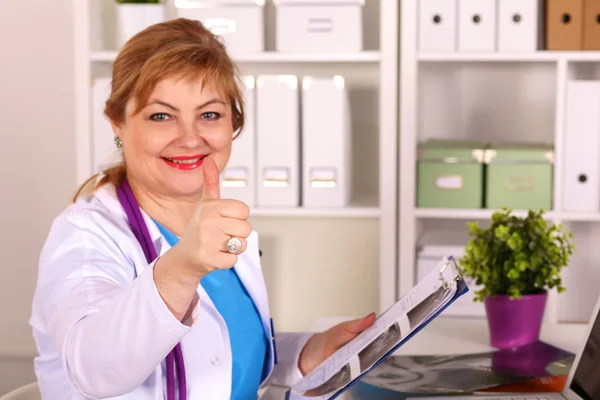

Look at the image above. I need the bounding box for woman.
[29,18,375,399]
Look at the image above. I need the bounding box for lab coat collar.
[92,182,174,255]
[235,232,270,327]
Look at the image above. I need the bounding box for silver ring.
[226,237,242,253]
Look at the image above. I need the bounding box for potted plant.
[115,0,166,49]
[459,208,575,349]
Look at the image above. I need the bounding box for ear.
[110,119,124,138]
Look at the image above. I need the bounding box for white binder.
[220,76,256,206]
[301,76,351,208]
[256,75,300,207]
[457,0,496,52]
[563,80,600,212]
[497,0,540,51]
[91,77,120,174]
[418,0,457,52]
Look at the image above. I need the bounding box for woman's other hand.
[298,313,377,376]
[175,156,252,278]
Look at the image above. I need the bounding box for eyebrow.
[148,98,226,111]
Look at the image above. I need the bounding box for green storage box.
[416,140,486,208]
[485,143,554,210]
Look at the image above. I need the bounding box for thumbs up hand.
[176,156,252,278]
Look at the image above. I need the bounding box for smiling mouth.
[163,156,205,165]
[161,154,208,170]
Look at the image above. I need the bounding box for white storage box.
[116,3,166,48]
[275,0,363,53]
[417,245,485,318]
[220,76,257,206]
[175,0,264,56]
[301,76,351,208]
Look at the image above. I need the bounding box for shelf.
[559,212,600,222]
[89,51,116,62]
[415,208,600,222]
[415,208,556,220]
[90,51,381,64]
[397,0,600,328]
[561,52,600,62]
[418,51,600,63]
[249,206,379,218]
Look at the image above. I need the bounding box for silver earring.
[114,136,122,148]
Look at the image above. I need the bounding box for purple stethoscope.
[116,178,187,400]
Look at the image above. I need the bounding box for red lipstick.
[161,154,207,171]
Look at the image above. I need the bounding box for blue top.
[153,220,269,399]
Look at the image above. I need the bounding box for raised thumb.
[201,156,221,200]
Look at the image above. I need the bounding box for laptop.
[406,293,600,400]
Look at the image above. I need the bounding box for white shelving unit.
[73,0,400,314]
[418,51,600,63]
[399,1,600,329]
[414,208,557,220]
[90,50,382,63]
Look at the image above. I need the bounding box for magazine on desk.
[352,340,574,396]
[285,256,469,400]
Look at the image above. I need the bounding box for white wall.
[0,0,75,394]
[0,0,380,395]
[0,0,73,394]
[250,217,379,332]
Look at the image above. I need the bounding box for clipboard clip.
[438,256,464,290]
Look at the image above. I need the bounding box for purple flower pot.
[484,291,547,349]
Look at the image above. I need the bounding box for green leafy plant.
[459,208,575,302]
[116,0,162,4]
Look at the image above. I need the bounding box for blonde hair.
[73,18,245,202]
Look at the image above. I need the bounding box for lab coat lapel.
[94,185,165,278]
[233,233,275,377]
[233,232,271,332]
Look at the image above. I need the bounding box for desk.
[260,316,589,400]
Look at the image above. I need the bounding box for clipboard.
[285,256,469,400]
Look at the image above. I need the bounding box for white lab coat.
[29,183,312,399]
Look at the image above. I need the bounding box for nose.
[176,118,204,148]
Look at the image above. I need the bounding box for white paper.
[287,257,463,400]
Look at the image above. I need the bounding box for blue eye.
[202,112,221,120]
[150,113,170,121]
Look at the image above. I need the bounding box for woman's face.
[112,76,234,200]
